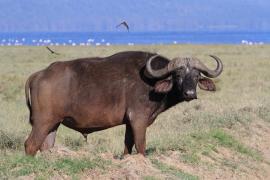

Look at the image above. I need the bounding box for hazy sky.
[0,0,269,32]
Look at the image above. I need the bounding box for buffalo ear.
[198,77,216,91]
[154,77,173,93]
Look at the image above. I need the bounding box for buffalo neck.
[149,87,183,121]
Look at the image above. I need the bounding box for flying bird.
[116,21,129,32]
[46,46,60,55]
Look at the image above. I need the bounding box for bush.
[0,130,23,150]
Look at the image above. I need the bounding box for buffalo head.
[146,54,223,101]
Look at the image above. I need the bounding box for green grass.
[187,129,262,161]
[54,157,109,175]
[0,154,111,178]
[210,130,261,160]
[0,155,50,178]
[143,176,159,180]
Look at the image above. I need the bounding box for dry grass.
[0,45,270,179]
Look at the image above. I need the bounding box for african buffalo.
[24,51,223,156]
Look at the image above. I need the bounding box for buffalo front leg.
[39,123,59,152]
[130,121,147,156]
[24,118,59,156]
[123,123,134,155]
[39,131,56,151]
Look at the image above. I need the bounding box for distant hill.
[0,0,269,32]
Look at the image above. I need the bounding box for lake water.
[0,31,269,46]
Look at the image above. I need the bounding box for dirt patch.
[17,173,35,180]
[121,154,161,179]
[83,154,165,180]
[50,173,71,180]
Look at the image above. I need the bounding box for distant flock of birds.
[241,40,264,45]
[0,21,265,50]
[0,21,130,49]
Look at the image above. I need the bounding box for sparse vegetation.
[151,159,199,180]
[64,136,84,150]
[186,129,262,161]
[0,45,270,178]
[0,154,111,178]
[143,175,158,180]
[0,130,23,150]
[211,130,261,160]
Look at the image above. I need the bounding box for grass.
[63,136,84,150]
[191,129,260,156]
[0,154,110,178]
[151,159,199,180]
[0,130,23,150]
[181,152,200,164]
[0,45,270,178]
[54,157,109,175]
[146,109,255,158]
[211,130,261,160]
[143,176,159,180]
[257,105,270,122]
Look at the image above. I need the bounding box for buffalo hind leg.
[130,121,147,156]
[123,123,134,155]
[40,123,60,152]
[25,118,59,156]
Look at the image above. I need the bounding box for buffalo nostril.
[185,90,195,96]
